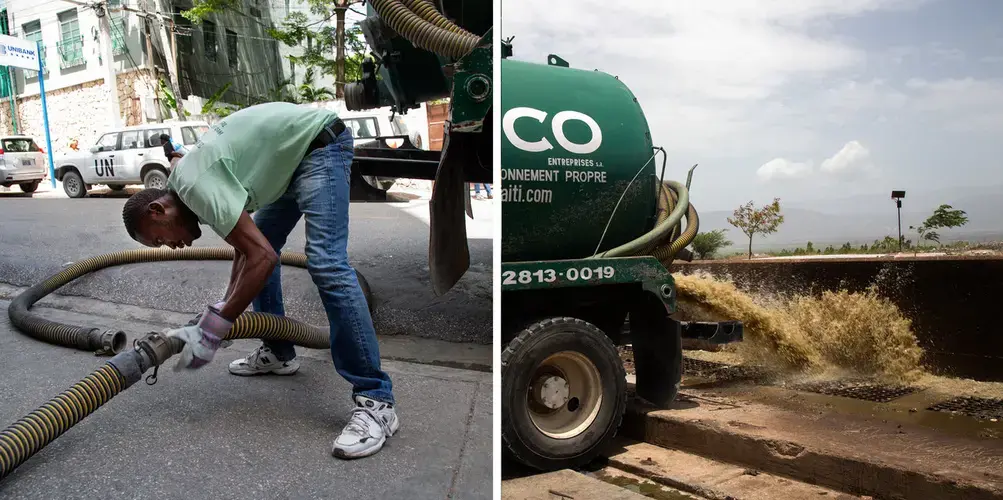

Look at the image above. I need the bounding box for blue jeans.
[250,123,394,404]
[473,183,492,196]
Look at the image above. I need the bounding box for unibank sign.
[0,34,41,70]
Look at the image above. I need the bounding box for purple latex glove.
[167,304,233,370]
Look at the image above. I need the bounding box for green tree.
[910,204,968,246]
[727,198,785,260]
[690,229,733,260]
[296,67,336,102]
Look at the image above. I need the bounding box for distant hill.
[696,185,1003,252]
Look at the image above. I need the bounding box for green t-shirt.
[167,102,339,238]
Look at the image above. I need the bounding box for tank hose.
[1,246,372,480]
[592,180,690,259]
[596,179,699,268]
[0,363,125,479]
[400,0,476,37]
[367,0,481,59]
[8,247,370,354]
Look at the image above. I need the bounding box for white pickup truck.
[54,121,209,198]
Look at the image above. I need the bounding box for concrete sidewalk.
[0,303,492,499]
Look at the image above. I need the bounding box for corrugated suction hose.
[8,246,371,354]
[1,246,373,480]
[368,0,482,59]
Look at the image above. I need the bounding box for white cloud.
[820,141,873,174]
[757,158,814,180]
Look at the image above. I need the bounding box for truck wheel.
[108,184,125,191]
[62,171,87,198]
[502,317,627,471]
[143,169,168,190]
[19,181,40,193]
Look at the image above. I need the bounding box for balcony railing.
[111,18,128,56]
[57,35,85,69]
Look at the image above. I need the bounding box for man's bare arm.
[223,249,245,301]
[218,211,278,322]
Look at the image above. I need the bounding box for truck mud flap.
[630,295,683,408]
[429,128,474,296]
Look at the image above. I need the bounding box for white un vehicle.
[55,121,209,198]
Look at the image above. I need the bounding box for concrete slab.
[502,469,648,500]
[623,392,1003,500]
[607,440,863,500]
[0,305,492,499]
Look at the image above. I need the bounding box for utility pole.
[334,0,348,98]
[95,1,122,127]
[151,3,183,119]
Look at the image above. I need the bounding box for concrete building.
[0,0,284,153]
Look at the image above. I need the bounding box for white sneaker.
[227,346,300,376]
[332,395,399,459]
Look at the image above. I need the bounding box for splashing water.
[673,271,926,383]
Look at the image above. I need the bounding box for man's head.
[122,188,202,249]
[159,133,171,146]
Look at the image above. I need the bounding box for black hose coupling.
[89,329,127,356]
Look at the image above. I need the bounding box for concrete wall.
[673,256,1003,381]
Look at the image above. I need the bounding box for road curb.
[622,399,1003,500]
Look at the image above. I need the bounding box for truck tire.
[19,181,40,193]
[501,317,627,471]
[62,171,87,198]
[108,184,125,191]
[143,169,168,190]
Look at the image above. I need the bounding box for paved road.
[0,194,493,344]
[0,304,492,499]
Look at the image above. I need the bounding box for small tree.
[910,204,968,246]
[690,229,733,260]
[728,198,785,259]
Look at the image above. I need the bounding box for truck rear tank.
[501,56,658,262]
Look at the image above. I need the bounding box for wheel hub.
[533,375,570,410]
[526,351,604,440]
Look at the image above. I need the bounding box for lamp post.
[892,190,906,252]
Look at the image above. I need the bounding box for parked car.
[340,109,424,192]
[54,121,209,198]
[0,135,47,193]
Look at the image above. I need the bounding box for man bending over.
[120,102,397,459]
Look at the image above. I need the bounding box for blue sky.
[501,0,1003,212]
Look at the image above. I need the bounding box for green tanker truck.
[500,47,745,470]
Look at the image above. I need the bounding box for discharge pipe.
[1,246,371,480]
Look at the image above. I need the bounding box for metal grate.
[928,397,1003,421]
[791,380,918,403]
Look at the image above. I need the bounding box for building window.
[22,20,45,77]
[226,29,238,70]
[248,0,261,18]
[173,11,194,55]
[108,0,127,56]
[203,20,217,61]
[57,9,85,69]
